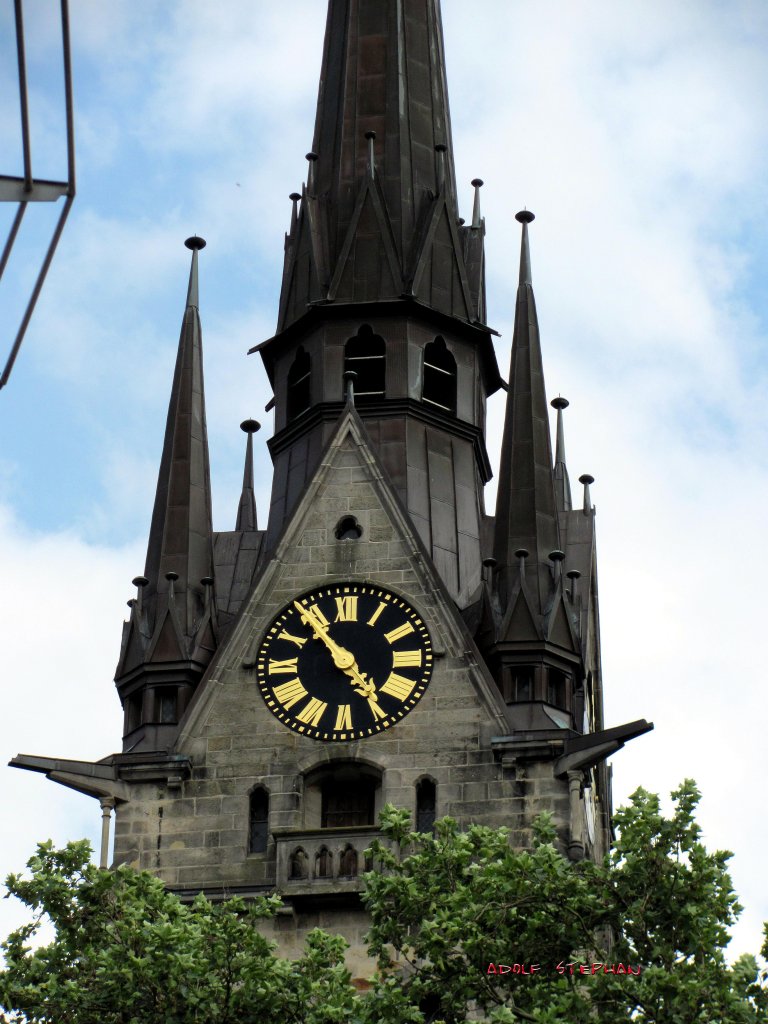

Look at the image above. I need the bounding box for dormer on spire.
[115,237,216,751]
[493,211,559,620]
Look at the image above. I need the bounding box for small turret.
[236,419,260,532]
[483,212,583,733]
[551,396,572,512]
[115,237,217,752]
[493,211,559,617]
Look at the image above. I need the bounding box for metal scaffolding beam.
[0,0,76,390]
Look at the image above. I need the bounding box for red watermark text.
[486,962,642,977]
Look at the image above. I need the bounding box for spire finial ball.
[515,210,535,224]
[514,548,529,559]
[306,151,318,162]
[289,192,301,202]
[435,143,447,153]
[471,178,484,188]
[240,419,261,434]
[551,396,569,411]
[185,236,206,251]
[578,474,595,485]
[548,549,565,562]
[364,130,376,140]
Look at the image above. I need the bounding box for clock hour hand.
[294,601,378,700]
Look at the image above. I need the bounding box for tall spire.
[551,396,572,512]
[236,419,259,532]
[142,235,214,633]
[312,0,457,257]
[276,0,482,329]
[493,212,559,618]
[115,237,217,742]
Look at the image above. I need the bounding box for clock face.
[256,583,433,741]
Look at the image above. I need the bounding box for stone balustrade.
[273,825,386,895]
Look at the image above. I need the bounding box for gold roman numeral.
[268,657,299,674]
[307,603,330,626]
[392,649,422,668]
[368,698,387,721]
[334,596,358,622]
[278,630,307,648]
[367,601,386,627]
[334,704,352,731]
[384,621,415,645]
[273,678,307,709]
[296,696,327,727]
[380,673,416,701]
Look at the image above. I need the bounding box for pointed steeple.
[551,397,572,512]
[312,0,457,258]
[493,211,559,620]
[115,237,217,749]
[276,0,481,328]
[142,236,214,635]
[236,419,260,532]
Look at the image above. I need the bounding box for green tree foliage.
[1,780,765,1023]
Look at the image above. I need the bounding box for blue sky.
[2,0,768,960]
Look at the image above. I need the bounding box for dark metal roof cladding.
[273,0,488,336]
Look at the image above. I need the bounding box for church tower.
[10,0,651,978]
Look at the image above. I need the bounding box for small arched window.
[156,687,177,724]
[248,787,269,854]
[344,324,385,400]
[416,778,437,833]
[422,336,457,414]
[287,346,311,419]
[503,666,535,703]
[547,668,569,709]
[124,692,143,734]
[335,516,362,541]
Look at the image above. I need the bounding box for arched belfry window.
[416,778,437,833]
[248,787,269,854]
[344,324,385,400]
[287,346,311,418]
[322,776,376,828]
[422,336,457,414]
[304,762,382,830]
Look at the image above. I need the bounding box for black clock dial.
[255,583,433,741]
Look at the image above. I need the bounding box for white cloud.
[0,504,138,944]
